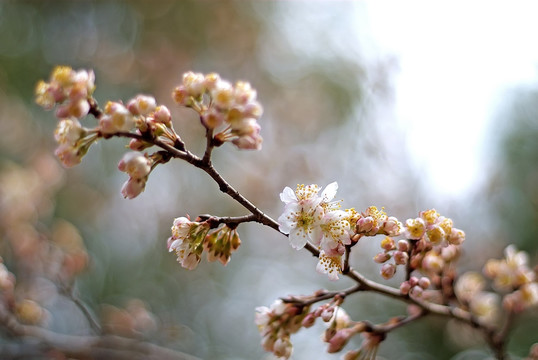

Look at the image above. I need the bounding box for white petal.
[289,228,308,250]
[278,214,293,234]
[321,181,338,202]
[309,225,322,246]
[280,186,297,204]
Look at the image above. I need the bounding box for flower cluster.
[255,299,309,359]
[404,209,464,246]
[167,217,241,269]
[484,245,538,313]
[403,209,465,276]
[35,66,95,119]
[278,182,357,280]
[172,71,263,150]
[355,206,402,238]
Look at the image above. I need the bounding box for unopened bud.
[394,251,409,265]
[418,277,431,289]
[397,239,410,252]
[381,263,396,280]
[374,252,391,263]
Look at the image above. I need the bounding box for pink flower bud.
[118,152,151,179]
[152,105,171,126]
[301,313,316,328]
[121,178,146,199]
[55,143,82,168]
[382,216,402,236]
[400,281,411,295]
[327,328,356,353]
[321,307,335,322]
[422,252,444,273]
[374,252,391,263]
[397,239,410,252]
[394,251,409,265]
[418,277,431,289]
[381,263,396,279]
[409,286,423,298]
[356,216,375,234]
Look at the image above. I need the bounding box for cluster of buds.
[255,299,309,359]
[36,67,180,198]
[483,245,538,313]
[117,152,153,199]
[172,71,263,150]
[355,206,402,238]
[399,276,432,299]
[35,66,95,119]
[204,225,241,266]
[373,237,410,280]
[126,96,176,150]
[403,210,465,276]
[278,182,358,280]
[167,217,242,270]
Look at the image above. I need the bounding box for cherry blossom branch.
[36,67,537,360]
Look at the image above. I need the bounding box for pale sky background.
[363,1,538,198]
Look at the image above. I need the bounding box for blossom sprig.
[172,71,263,150]
[255,299,309,359]
[167,216,243,269]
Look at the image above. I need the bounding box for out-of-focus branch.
[60,282,102,334]
[0,307,201,360]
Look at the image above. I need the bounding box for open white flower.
[278,182,338,250]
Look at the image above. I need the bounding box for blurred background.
[0,1,537,359]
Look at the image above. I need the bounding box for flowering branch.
[33,66,538,360]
